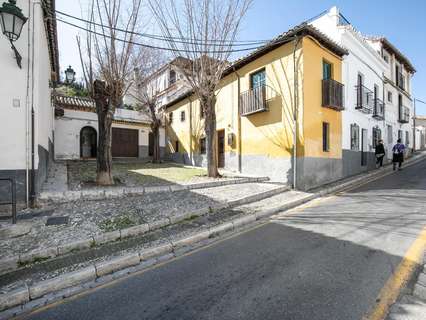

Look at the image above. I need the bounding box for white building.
[125,57,192,109]
[311,7,415,176]
[53,94,165,160]
[414,116,426,151]
[365,37,416,156]
[0,0,59,204]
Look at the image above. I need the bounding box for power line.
[55,9,270,46]
[54,17,265,54]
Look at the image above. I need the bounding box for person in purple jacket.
[392,139,405,171]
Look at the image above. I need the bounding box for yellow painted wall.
[301,36,343,159]
[166,41,304,162]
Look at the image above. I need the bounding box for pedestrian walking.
[375,139,385,168]
[392,139,405,170]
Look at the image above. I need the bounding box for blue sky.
[57,0,426,114]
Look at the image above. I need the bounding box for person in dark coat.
[392,139,405,170]
[375,139,385,168]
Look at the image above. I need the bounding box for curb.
[0,185,288,276]
[39,176,269,204]
[1,153,425,316]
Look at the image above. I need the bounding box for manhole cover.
[46,216,69,226]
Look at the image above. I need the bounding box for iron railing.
[0,178,17,224]
[398,105,410,123]
[239,85,267,116]
[322,79,344,111]
[373,98,385,120]
[355,84,373,113]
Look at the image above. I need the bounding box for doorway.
[80,126,97,158]
[217,130,225,168]
[361,128,368,166]
[148,132,154,157]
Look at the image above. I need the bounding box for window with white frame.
[372,127,381,148]
[387,91,393,103]
[350,124,360,151]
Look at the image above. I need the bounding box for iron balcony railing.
[322,79,344,111]
[355,84,373,113]
[396,71,405,90]
[398,105,410,123]
[239,85,267,116]
[373,98,385,120]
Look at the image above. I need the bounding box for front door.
[217,130,225,168]
[361,128,368,166]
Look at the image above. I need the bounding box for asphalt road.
[24,160,426,320]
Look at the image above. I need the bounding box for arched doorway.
[80,126,97,158]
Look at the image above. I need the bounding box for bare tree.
[149,0,252,177]
[77,0,142,185]
[130,48,167,163]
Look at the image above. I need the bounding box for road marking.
[363,226,426,320]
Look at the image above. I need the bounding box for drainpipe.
[292,35,301,190]
[189,98,193,165]
[232,66,242,173]
[25,0,31,207]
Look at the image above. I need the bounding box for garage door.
[112,127,139,157]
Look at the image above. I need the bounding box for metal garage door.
[112,127,139,157]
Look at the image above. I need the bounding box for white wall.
[0,0,53,170]
[55,109,165,159]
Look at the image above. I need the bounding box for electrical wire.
[55,9,270,46]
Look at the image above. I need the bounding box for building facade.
[53,94,165,160]
[311,7,389,176]
[164,24,347,190]
[0,0,59,203]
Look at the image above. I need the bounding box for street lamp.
[0,0,27,68]
[64,65,76,84]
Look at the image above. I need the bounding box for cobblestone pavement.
[0,189,306,295]
[386,253,426,320]
[66,160,237,191]
[0,182,285,261]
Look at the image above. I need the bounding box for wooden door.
[148,132,154,156]
[217,130,225,168]
[112,127,139,157]
[361,128,368,166]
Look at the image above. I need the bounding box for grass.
[68,161,207,188]
[99,215,137,232]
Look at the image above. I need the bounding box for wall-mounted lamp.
[0,0,27,68]
[65,65,76,84]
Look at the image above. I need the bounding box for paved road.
[25,161,426,320]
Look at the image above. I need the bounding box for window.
[383,54,389,63]
[398,130,403,142]
[350,124,360,151]
[406,131,410,146]
[199,137,206,154]
[387,125,393,145]
[387,91,393,103]
[250,69,266,89]
[372,127,381,148]
[323,60,333,80]
[169,70,176,86]
[175,141,179,153]
[200,105,204,119]
[322,122,330,152]
[169,112,173,123]
[180,111,185,122]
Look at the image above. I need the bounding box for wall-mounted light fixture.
[0,0,27,68]
[65,65,76,84]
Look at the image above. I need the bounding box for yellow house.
[164,24,347,190]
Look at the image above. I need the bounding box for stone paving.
[0,189,307,296]
[386,253,426,320]
[0,182,286,261]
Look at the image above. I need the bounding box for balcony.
[396,72,405,91]
[372,98,385,120]
[355,85,373,113]
[239,85,267,116]
[398,105,410,123]
[322,79,344,111]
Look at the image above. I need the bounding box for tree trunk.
[151,121,161,163]
[203,96,219,177]
[94,80,114,186]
